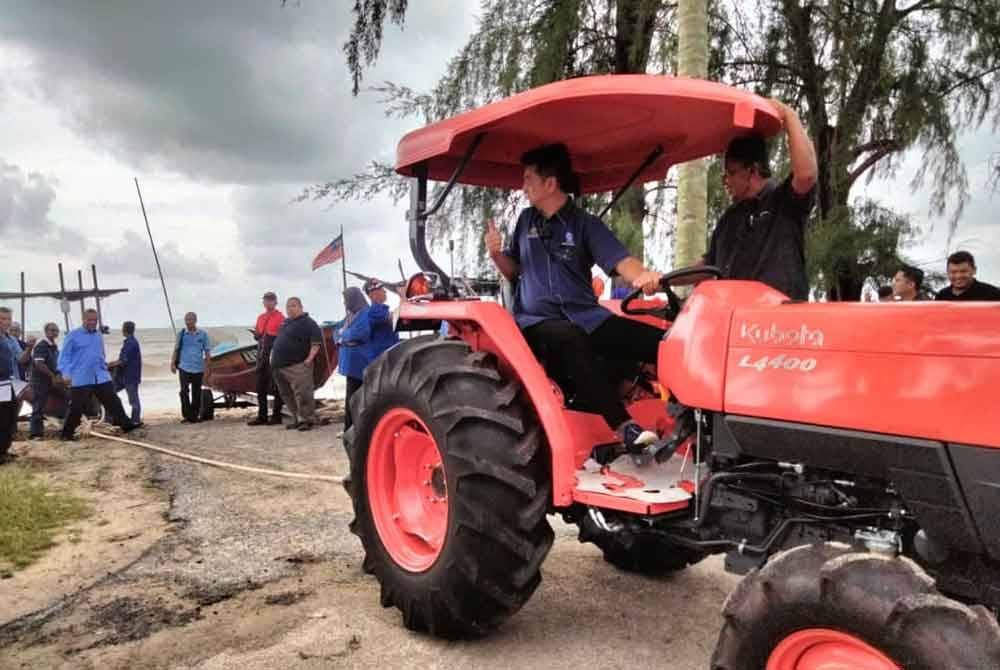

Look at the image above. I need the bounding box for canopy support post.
[598,145,664,219]
[408,134,486,292]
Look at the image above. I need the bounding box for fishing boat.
[200,322,340,418]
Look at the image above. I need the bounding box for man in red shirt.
[248,291,285,426]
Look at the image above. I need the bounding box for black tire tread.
[576,514,706,576]
[346,335,553,638]
[711,542,1000,670]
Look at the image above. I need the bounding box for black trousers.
[30,382,51,437]
[255,361,283,420]
[62,382,133,439]
[178,370,203,421]
[343,376,363,433]
[1,399,16,457]
[522,315,664,430]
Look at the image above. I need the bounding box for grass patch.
[0,466,89,575]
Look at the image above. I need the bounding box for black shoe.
[268,416,284,425]
[297,422,313,432]
[29,434,45,441]
[247,417,268,426]
[60,435,79,442]
[591,443,624,466]
[285,422,300,430]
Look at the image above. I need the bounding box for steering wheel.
[621,265,724,321]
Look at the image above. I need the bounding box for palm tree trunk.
[674,0,709,268]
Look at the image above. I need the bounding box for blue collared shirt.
[0,334,16,382]
[59,327,112,387]
[504,200,630,333]
[177,329,211,374]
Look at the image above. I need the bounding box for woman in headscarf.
[337,286,369,433]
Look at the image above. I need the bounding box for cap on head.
[725,135,771,176]
[364,278,384,294]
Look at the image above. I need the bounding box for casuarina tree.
[307,1,1000,299]
[302,0,680,272]
[715,0,1000,298]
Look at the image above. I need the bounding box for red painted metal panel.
[725,302,1000,447]
[395,75,782,193]
[659,281,786,410]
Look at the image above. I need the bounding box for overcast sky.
[1,2,996,330]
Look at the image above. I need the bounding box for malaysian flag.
[311,235,344,271]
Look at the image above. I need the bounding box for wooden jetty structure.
[0,263,128,332]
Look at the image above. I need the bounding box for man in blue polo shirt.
[486,143,664,461]
[59,309,137,441]
[170,312,212,423]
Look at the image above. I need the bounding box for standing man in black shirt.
[702,100,818,300]
[271,297,323,431]
[29,322,64,439]
[935,251,1000,301]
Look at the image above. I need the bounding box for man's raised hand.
[485,219,503,257]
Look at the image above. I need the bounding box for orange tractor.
[344,75,1000,669]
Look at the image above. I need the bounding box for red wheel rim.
[366,408,448,572]
[767,628,900,670]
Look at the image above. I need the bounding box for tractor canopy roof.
[395,75,783,194]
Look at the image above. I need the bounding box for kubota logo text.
[738,322,825,348]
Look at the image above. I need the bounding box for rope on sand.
[90,430,345,484]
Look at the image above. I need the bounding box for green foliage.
[343,0,409,95]
[0,465,88,573]
[715,0,1000,235]
[806,199,915,301]
[326,0,678,274]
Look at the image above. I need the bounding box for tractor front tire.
[576,513,705,575]
[346,336,553,638]
[711,542,1000,670]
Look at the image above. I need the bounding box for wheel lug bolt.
[423,480,431,486]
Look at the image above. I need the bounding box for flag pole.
[340,223,348,316]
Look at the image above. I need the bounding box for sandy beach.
[0,404,738,669]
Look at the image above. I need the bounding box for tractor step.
[572,451,694,516]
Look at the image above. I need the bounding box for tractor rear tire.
[711,542,1000,670]
[576,513,705,575]
[346,336,554,638]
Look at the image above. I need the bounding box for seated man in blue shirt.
[170,312,212,423]
[486,143,664,462]
[59,309,138,441]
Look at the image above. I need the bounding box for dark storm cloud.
[0,2,466,185]
[100,230,222,283]
[0,159,88,253]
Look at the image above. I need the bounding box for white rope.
[90,430,344,484]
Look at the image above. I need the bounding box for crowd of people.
[0,274,406,463]
[874,251,1000,303]
[0,306,144,463]
[245,280,399,435]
